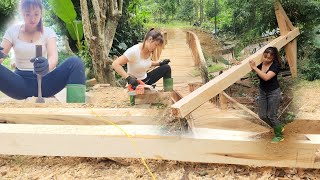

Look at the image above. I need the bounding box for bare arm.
[249,60,276,81]
[46,37,58,71]
[0,39,13,63]
[112,55,130,79]
[151,60,160,66]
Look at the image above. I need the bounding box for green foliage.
[248,71,259,86]
[48,0,77,24]
[205,0,220,18]
[313,25,320,49]
[147,21,191,29]
[77,40,94,79]
[146,0,178,23]
[48,0,84,52]
[283,111,295,124]
[300,48,320,81]
[1,58,12,70]
[66,20,84,42]
[208,64,225,73]
[176,0,195,24]
[110,0,146,57]
[0,0,18,32]
[0,0,17,15]
[200,21,215,31]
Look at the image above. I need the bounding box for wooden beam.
[284,39,298,76]
[0,108,163,125]
[222,92,271,129]
[0,124,319,168]
[171,28,300,118]
[274,1,294,31]
[275,0,298,77]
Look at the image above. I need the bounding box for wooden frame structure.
[1,1,316,170]
[171,2,300,118]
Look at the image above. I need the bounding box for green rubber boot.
[271,125,284,143]
[163,78,173,92]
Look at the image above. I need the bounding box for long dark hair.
[142,28,164,49]
[21,0,43,33]
[263,46,282,67]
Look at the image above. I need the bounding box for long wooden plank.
[0,124,319,168]
[275,1,298,77]
[0,108,163,125]
[274,1,294,31]
[171,28,300,118]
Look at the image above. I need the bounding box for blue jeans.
[258,88,281,127]
[0,57,86,100]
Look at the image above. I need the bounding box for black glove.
[159,59,170,66]
[30,56,49,76]
[0,46,6,59]
[126,76,139,90]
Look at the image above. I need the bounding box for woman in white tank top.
[0,0,85,100]
[112,28,172,91]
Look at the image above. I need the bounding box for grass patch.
[208,64,225,73]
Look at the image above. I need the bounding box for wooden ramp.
[158,29,269,132]
[156,29,201,87]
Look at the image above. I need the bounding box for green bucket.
[163,78,173,92]
[66,84,86,103]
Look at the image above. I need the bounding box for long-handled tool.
[35,45,45,103]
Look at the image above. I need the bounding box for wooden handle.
[36,45,42,57]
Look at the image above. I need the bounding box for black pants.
[142,64,171,85]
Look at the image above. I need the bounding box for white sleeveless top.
[3,24,56,71]
[123,44,152,80]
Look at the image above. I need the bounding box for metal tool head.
[36,97,45,103]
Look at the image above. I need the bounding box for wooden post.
[219,92,228,110]
[274,0,298,77]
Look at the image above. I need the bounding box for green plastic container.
[163,78,173,92]
[66,84,86,103]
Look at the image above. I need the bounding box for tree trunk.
[195,0,199,21]
[80,0,123,85]
[200,0,204,24]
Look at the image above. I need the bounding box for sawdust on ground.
[1,156,320,179]
[0,86,131,109]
